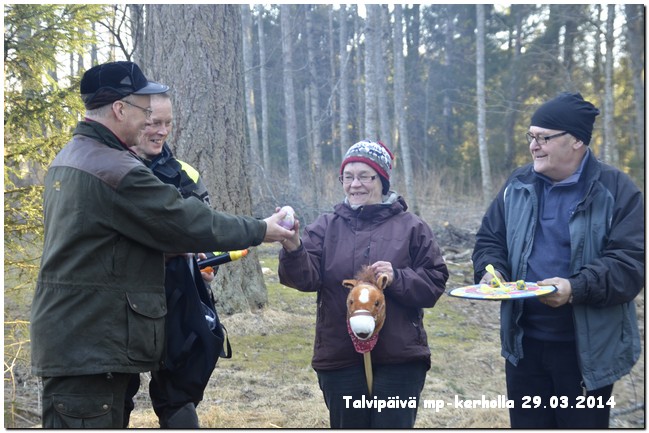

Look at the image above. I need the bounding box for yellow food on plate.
[480,283,511,294]
[480,280,527,294]
[480,284,498,293]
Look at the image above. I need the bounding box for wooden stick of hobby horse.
[363,352,373,395]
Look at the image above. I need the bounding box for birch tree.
[257,5,271,174]
[364,5,379,138]
[306,5,323,204]
[476,4,492,203]
[338,4,351,159]
[328,8,338,158]
[376,5,391,144]
[602,5,618,165]
[354,9,365,139]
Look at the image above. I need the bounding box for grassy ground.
[4,195,644,428]
[4,231,644,428]
[126,243,645,428]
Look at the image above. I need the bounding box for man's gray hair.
[85,103,112,118]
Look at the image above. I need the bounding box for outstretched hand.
[263,209,296,243]
[274,206,301,252]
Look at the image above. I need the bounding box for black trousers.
[123,373,199,428]
[316,361,428,429]
[42,373,131,428]
[506,336,614,428]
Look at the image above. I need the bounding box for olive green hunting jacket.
[31,120,266,377]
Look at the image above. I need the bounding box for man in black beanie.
[472,92,644,428]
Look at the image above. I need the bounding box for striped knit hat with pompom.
[340,140,394,194]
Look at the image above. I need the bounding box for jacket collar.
[74,120,139,157]
[149,142,174,171]
[336,193,407,223]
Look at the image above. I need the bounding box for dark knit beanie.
[530,92,599,145]
[340,140,394,194]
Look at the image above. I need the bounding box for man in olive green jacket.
[30,61,294,428]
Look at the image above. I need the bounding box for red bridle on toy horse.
[343,265,389,395]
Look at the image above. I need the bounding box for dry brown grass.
[5,192,644,428]
[124,239,644,429]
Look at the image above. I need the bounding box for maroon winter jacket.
[278,194,449,371]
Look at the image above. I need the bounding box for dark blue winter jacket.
[473,149,644,390]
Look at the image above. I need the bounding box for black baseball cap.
[80,61,169,110]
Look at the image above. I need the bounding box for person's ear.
[112,100,125,119]
[572,137,585,150]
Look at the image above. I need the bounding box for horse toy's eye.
[349,299,353,305]
[374,300,380,307]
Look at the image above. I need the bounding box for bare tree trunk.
[405,5,425,167]
[280,5,300,196]
[328,7,338,156]
[376,5,391,144]
[602,5,618,165]
[476,4,492,204]
[393,5,418,214]
[339,5,351,158]
[241,5,260,172]
[590,4,607,157]
[364,4,379,139]
[138,4,268,314]
[306,6,323,205]
[625,4,645,165]
[257,5,270,174]
[442,8,455,155]
[129,5,144,64]
[592,5,604,100]
[560,5,581,82]
[503,5,524,171]
[90,22,98,65]
[354,8,365,142]
[304,85,312,153]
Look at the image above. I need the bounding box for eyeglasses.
[339,174,377,185]
[526,131,569,145]
[121,99,153,118]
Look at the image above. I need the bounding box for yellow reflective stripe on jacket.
[178,160,200,184]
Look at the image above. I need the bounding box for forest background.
[4,4,645,428]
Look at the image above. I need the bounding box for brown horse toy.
[343,265,389,395]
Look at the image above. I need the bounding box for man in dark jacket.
[31,61,294,428]
[123,92,220,427]
[472,92,644,428]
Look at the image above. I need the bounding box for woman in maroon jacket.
[278,140,449,428]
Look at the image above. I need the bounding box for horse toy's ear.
[342,279,357,290]
[376,273,389,291]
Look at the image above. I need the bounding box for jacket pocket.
[52,393,112,428]
[126,292,166,363]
